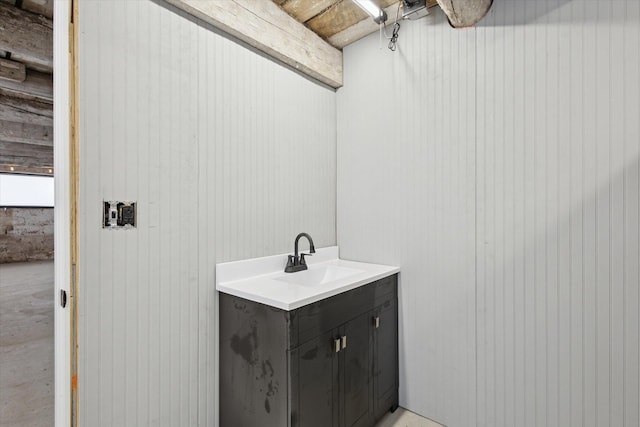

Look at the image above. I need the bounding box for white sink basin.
[215,246,399,310]
[274,265,363,287]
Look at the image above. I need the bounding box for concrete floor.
[0,261,54,427]
[376,408,444,427]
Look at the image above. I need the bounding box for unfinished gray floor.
[0,261,54,427]
[376,408,444,427]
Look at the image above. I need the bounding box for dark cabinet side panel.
[219,293,291,427]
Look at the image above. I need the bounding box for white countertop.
[215,246,399,311]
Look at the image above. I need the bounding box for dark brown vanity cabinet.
[219,274,398,427]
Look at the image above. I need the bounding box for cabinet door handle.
[341,335,347,349]
[334,338,341,353]
[374,316,380,329]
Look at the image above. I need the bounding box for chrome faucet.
[284,232,316,273]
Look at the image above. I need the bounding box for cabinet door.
[373,299,398,420]
[293,330,340,427]
[341,311,374,427]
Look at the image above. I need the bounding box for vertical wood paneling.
[474,1,640,427]
[78,1,336,426]
[568,2,585,425]
[623,6,640,427]
[609,3,626,427]
[338,8,477,426]
[556,4,573,426]
[340,1,640,426]
[77,0,640,426]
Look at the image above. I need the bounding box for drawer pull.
[334,338,341,353]
[374,316,380,329]
[341,335,347,349]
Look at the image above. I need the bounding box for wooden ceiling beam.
[164,0,343,88]
[0,69,53,102]
[306,0,368,39]
[436,0,492,27]
[0,2,53,73]
[281,0,340,24]
[329,0,438,48]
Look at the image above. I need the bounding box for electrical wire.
[388,22,400,51]
[382,2,403,51]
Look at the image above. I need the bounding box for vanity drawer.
[293,274,397,347]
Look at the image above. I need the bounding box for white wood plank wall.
[77,1,336,426]
[338,8,478,426]
[476,1,640,426]
[338,1,640,426]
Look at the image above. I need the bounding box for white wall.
[78,1,336,426]
[476,2,639,426]
[338,8,477,426]
[338,1,640,426]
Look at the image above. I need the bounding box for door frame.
[53,0,78,425]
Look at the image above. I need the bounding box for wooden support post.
[69,0,80,425]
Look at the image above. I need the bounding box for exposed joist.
[306,0,368,38]
[164,0,343,88]
[0,120,52,146]
[0,2,53,73]
[0,69,53,102]
[329,0,438,48]
[0,140,53,168]
[281,0,340,24]
[0,94,53,127]
[436,0,493,27]
[0,58,26,82]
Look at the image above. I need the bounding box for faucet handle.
[286,255,296,268]
[300,252,312,266]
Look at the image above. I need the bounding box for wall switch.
[103,201,136,229]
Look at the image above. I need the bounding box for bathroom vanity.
[216,247,399,427]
